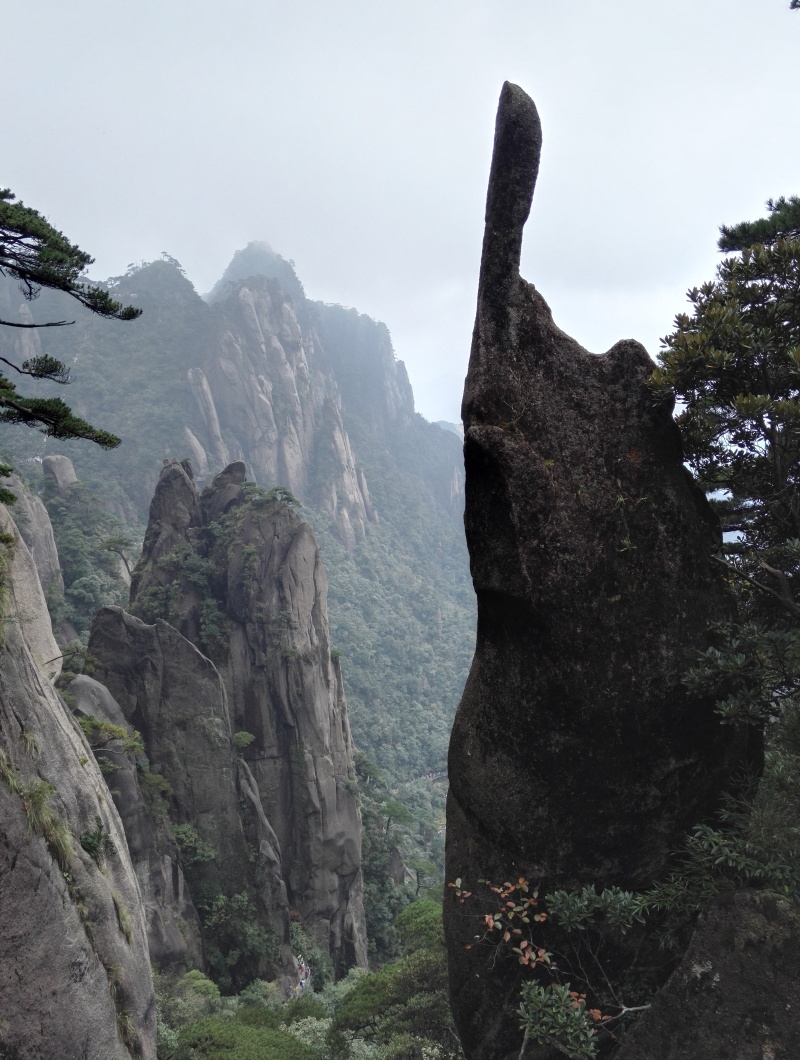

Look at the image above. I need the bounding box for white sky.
[4,0,799,421]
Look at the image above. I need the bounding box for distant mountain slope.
[0,248,475,780]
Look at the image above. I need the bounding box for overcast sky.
[4,1,799,421]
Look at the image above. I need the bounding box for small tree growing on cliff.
[0,188,141,471]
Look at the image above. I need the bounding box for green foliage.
[174,1017,315,1060]
[116,1006,141,1056]
[80,814,116,864]
[173,824,217,866]
[547,886,646,935]
[233,731,255,750]
[0,747,20,793]
[330,946,460,1059]
[242,482,301,508]
[394,899,443,955]
[518,982,600,1060]
[19,778,72,868]
[290,922,334,993]
[719,195,800,252]
[138,769,173,819]
[78,713,143,756]
[42,480,132,637]
[112,889,133,944]
[199,892,279,994]
[653,203,800,926]
[0,528,15,640]
[0,259,213,515]
[0,189,140,323]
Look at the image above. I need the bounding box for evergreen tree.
[651,201,800,898]
[0,188,140,459]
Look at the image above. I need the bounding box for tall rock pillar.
[444,83,760,1060]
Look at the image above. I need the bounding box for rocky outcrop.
[1,472,63,599]
[93,459,367,979]
[87,605,296,987]
[193,278,373,547]
[0,507,156,1060]
[68,673,204,974]
[1,505,61,683]
[444,83,760,1060]
[616,891,800,1059]
[42,453,78,494]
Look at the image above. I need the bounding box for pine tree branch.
[711,556,800,618]
[0,318,73,329]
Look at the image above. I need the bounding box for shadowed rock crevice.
[444,82,760,1060]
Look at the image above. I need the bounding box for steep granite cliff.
[0,505,156,1059]
[444,83,760,1060]
[90,459,367,982]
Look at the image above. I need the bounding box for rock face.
[613,891,800,1059]
[198,274,376,548]
[42,453,78,494]
[1,472,63,597]
[0,507,156,1060]
[68,673,204,974]
[91,459,367,980]
[87,605,296,987]
[444,83,760,1060]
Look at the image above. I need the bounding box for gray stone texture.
[95,459,366,979]
[1,472,63,597]
[87,605,298,986]
[68,673,205,973]
[42,453,78,494]
[0,506,156,1060]
[444,83,761,1060]
[616,892,800,1059]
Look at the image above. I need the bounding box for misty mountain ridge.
[0,245,474,784]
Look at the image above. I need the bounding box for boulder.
[42,453,78,494]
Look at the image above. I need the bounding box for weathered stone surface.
[0,505,61,682]
[87,605,297,987]
[616,892,800,1059]
[124,460,367,975]
[1,472,63,597]
[444,83,760,1060]
[0,507,156,1060]
[42,453,78,493]
[200,278,372,548]
[69,673,204,973]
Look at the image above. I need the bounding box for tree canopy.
[0,189,141,459]
[650,200,800,906]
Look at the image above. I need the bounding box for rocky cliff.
[0,505,156,1059]
[89,459,367,984]
[444,83,761,1060]
[0,246,473,787]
